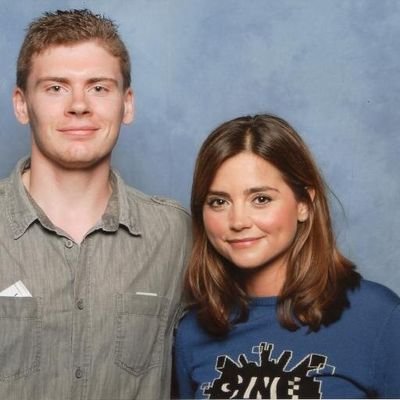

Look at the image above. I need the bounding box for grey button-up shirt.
[0,158,191,400]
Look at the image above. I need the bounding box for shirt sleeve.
[375,303,400,398]
[173,322,195,399]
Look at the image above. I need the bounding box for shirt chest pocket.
[114,293,169,376]
[0,297,42,381]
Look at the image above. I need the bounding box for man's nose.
[67,90,91,116]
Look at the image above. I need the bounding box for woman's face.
[202,152,309,295]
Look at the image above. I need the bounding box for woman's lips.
[227,237,263,249]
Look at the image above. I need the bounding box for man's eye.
[49,85,62,92]
[93,85,107,92]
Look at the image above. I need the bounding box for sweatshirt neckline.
[249,296,278,307]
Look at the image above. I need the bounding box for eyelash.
[47,85,63,92]
[45,85,109,93]
[253,195,271,205]
[207,198,227,208]
[206,195,272,208]
[92,85,108,92]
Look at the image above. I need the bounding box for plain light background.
[0,0,399,293]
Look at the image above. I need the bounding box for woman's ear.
[297,202,310,222]
[306,187,316,202]
[297,187,315,222]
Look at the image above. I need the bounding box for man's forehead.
[31,40,116,60]
[28,42,123,82]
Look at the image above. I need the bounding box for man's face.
[13,41,134,170]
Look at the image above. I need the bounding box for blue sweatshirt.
[174,280,400,399]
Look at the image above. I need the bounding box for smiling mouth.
[227,237,262,248]
[58,127,98,136]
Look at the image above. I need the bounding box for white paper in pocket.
[0,280,32,297]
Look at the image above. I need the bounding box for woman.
[174,114,400,399]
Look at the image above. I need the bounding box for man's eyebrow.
[35,77,69,87]
[86,77,119,86]
[34,76,119,87]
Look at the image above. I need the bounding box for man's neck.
[22,158,112,244]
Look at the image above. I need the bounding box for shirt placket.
[64,236,92,400]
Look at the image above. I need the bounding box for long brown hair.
[187,114,360,336]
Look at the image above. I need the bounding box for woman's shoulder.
[175,308,207,342]
[175,308,215,356]
[349,279,400,310]
[177,308,199,332]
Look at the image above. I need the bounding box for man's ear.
[122,88,134,125]
[13,87,30,125]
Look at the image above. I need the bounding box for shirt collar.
[98,169,142,236]
[6,157,141,239]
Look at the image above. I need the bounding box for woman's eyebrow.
[207,186,279,197]
[245,186,279,195]
[206,190,229,197]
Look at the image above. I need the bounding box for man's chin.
[53,155,110,171]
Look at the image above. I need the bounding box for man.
[0,9,191,400]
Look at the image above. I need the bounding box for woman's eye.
[207,198,227,208]
[254,195,270,205]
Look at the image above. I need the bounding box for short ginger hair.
[16,9,131,90]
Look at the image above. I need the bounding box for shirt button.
[65,239,74,248]
[75,367,83,379]
[76,299,84,310]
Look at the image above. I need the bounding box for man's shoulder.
[124,184,190,217]
[0,170,12,186]
[0,158,27,198]
[125,185,189,215]
[0,172,14,200]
